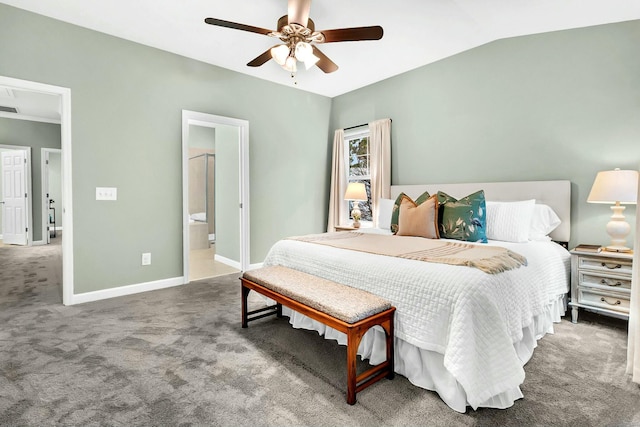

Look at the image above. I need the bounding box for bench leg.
[241,284,250,328]
[346,329,361,405]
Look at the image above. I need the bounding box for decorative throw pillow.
[396,194,439,239]
[437,190,487,243]
[390,191,431,234]
[485,200,536,243]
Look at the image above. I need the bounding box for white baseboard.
[247,262,263,271]
[32,240,46,246]
[70,276,183,305]
[214,254,241,270]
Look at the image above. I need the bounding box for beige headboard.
[390,180,571,243]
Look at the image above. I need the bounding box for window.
[345,129,372,222]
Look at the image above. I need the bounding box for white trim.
[214,254,242,270]
[0,111,60,125]
[247,262,264,271]
[0,76,74,306]
[69,276,183,305]
[31,240,46,246]
[182,110,250,284]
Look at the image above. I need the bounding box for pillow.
[529,204,562,241]
[437,190,487,243]
[390,191,431,234]
[396,194,439,239]
[376,198,395,230]
[485,200,536,243]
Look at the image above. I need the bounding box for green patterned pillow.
[437,190,487,243]
[390,191,431,234]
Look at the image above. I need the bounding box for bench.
[241,265,395,405]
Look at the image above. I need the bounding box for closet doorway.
[181,110,249,282]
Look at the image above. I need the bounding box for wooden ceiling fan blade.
[204,18,272,36]
[247,46,279,67]
[321,26,384,43]
[287,0,311,27]
[312,46,338,73]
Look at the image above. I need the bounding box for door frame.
[181,110,250,281]
[0,75,73,305]
[0,145,32,245]
[41,147,62,244]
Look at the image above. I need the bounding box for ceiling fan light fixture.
[294,41,313,62]
[283,56,297,73]
[271,44,290,66]
[303,53,320,70]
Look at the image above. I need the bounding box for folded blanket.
[289,232,527,274]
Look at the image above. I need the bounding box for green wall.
[330,20,640,249]
[0,118,62,242]
[0,4,332,294]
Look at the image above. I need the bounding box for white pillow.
[377,198,395,230]
[486,200,536,243]
[529,204,561,241]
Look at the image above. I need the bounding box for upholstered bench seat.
[240,265,395,405]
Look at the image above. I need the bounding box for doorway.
[181,110,249,283]
[0,146,32,246]
[42,148,62,244]
[0,75,73,305]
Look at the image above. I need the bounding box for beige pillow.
[396,194,439,239]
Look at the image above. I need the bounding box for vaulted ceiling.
[1,0,639,117]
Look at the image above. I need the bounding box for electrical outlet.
[141,252,151,266]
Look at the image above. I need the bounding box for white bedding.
[262,234,570,412]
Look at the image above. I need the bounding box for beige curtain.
[368,118,392,228]
[327,129,346,231]
[627,169,640,383]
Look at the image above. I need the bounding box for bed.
[261,180,571,412]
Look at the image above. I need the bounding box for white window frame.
[344,128,372,226]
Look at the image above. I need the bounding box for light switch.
[96,187,117,201]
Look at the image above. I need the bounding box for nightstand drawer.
[578,287,630,314]
[578,256,633,275]
[578,271,632,290]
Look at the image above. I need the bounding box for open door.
[1,150,28,245]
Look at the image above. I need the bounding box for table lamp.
[344,182,367,228]
[587,168,638,252]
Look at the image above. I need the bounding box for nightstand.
[334,225,358,232]
[569,248,633,323]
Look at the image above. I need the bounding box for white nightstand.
[569,248,633,323]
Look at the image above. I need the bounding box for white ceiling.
[1,0,640,111]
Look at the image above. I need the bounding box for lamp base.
[605,204,632,253]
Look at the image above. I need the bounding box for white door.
[1,150,28,245]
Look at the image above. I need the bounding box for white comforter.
[262,235,570,411]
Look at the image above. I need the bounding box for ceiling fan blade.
[204,17,272,36]
[288,0,311,27]
[312,46,338,73]
[247,46,279,67]
[321,26,384,43]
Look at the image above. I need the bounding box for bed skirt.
[280,293,567,413]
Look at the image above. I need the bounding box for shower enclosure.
[188,152,215,243]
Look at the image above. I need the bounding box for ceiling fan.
[204,0,383,74]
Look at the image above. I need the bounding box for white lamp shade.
[587,169,639,204]
[344,182,367,201]
[294,42,313,62]
[282,56,297,72]
[270,45,290,66]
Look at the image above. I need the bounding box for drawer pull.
[600,297,621,306]
[601,262,621,270]
[600,279,622,287]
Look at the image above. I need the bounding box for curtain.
[627,169,640,383]
[327,129,346,231]
[368,118,392,228]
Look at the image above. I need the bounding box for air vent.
[0,106,18,113]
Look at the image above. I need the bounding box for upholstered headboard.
[390,180,571,243]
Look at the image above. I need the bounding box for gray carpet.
[1,242,640,426]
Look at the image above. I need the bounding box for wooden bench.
[241,265,395,405]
